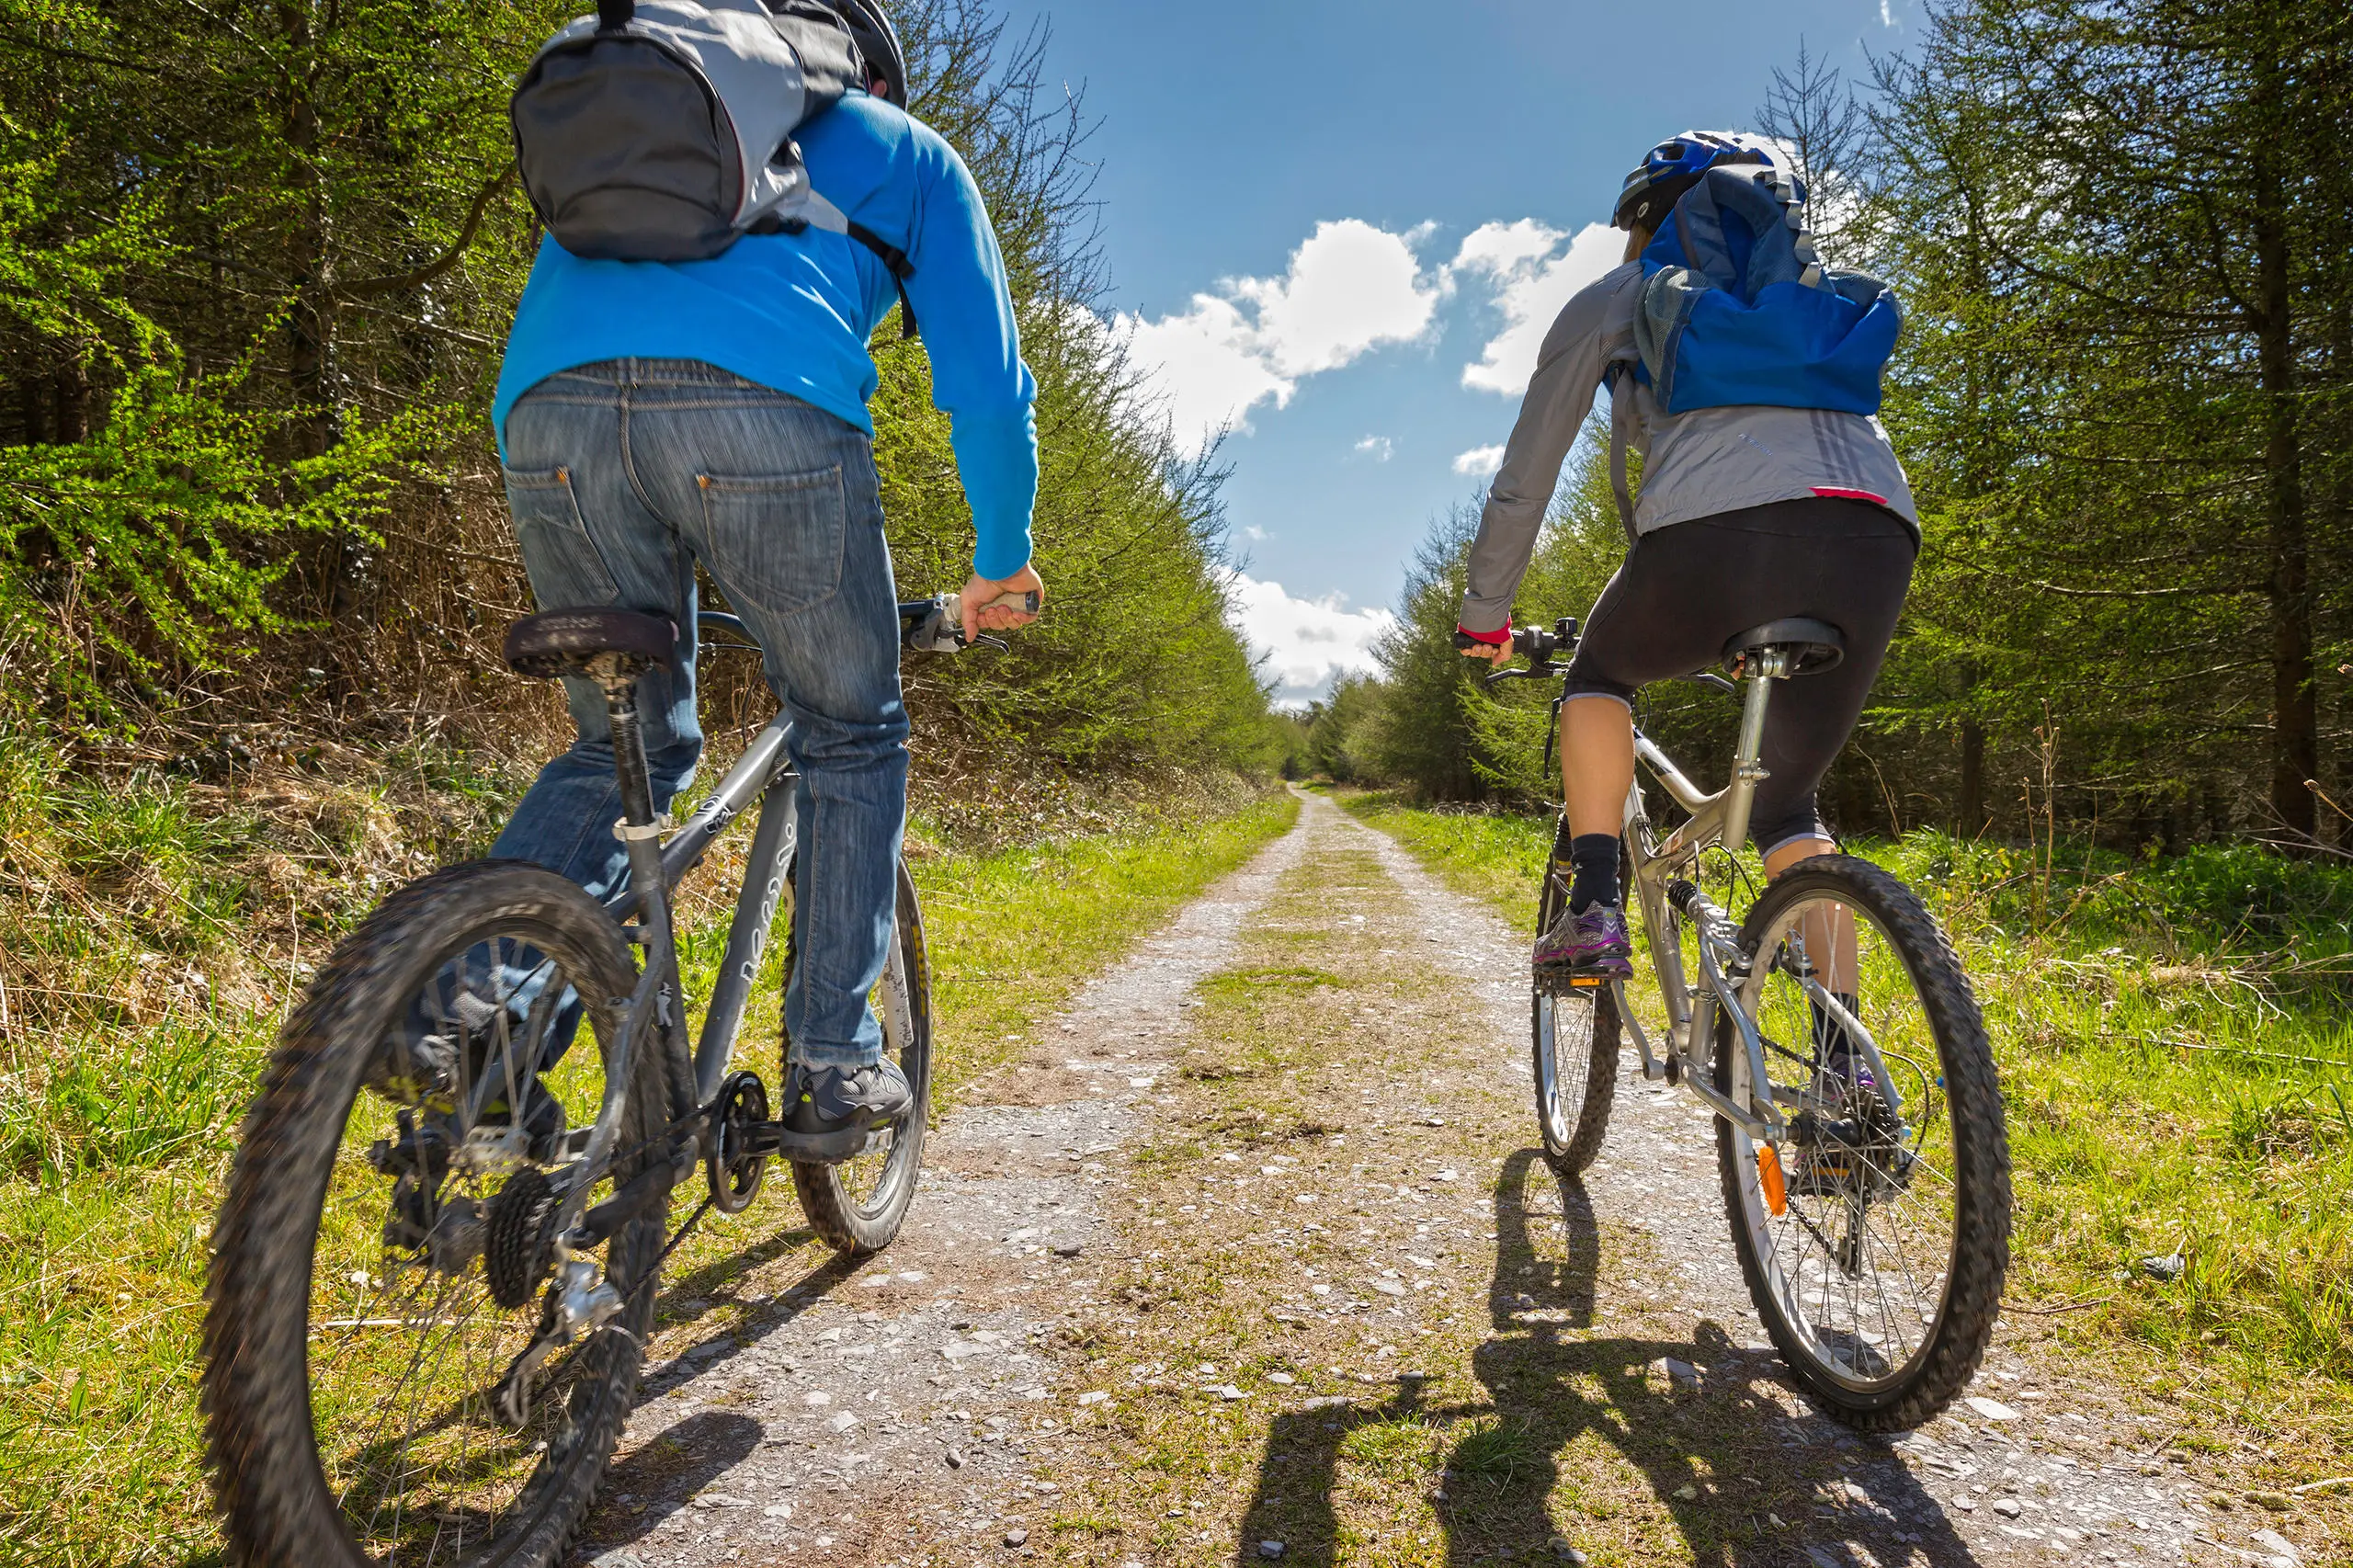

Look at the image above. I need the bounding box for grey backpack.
[510,0,915,321]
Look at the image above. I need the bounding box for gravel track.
[566,792,2314,1568]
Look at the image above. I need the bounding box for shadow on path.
[1234,1150,1984,1566]
[586,1410,763,1552]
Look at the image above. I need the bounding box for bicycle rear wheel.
[1713,855,2010,1430]
[1530,853,1620,1174]
[203,862,667,1568]
[783,857,933,1255]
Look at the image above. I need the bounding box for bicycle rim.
[1534,988,1598,1153]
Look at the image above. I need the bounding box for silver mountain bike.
[1491,613,2011,1430]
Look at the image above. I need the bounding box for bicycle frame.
[552,603,947,1228]
[602,711,800,1108]
[1608,652,1799,1142]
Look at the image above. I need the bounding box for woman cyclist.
[1456,131,1919,984]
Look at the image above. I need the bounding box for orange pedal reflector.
[1757,1146,1789,1216]
[1566,976,1605,989]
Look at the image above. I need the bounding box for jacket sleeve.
[1458,267,1633,635]
[904,132,1040,581]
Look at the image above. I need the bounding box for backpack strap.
[844,221,917,341]
[757,206,920,341]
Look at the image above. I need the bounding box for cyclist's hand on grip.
[961,563,1043,639]
[1454,630,1512,667]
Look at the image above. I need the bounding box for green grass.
[0,734,1294,1567]
[1337,789,2353,1476]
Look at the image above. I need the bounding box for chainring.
[708,1070,770,1215]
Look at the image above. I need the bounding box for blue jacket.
[493,92,1040,580]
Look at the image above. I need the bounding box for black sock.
[1566,834,1620,913]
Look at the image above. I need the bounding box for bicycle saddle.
[1722,617,1845,676]
[504,609,676,680]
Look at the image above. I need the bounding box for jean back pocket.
[504,466,621,608]
[695,464,847,618]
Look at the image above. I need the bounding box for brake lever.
[1483,663,1558,687]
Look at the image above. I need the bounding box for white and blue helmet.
[1613,131,1798,232]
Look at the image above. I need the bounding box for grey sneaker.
[1533,903,1634,981]
[784,1058,914,1135]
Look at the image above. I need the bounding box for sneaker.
[783,1058,914,1136]
[1533,903,1634,981]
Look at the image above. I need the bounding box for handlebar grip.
[975,589,1040,616]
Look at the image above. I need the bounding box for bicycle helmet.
[1612,131,1793,232]
[827,0,907,106]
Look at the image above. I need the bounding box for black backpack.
[510,0,915,329]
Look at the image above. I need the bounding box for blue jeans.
[494,359,909,1068]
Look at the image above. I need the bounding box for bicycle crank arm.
[1609,982,1673,1084]
[741,1119,890,1165]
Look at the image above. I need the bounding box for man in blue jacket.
[486,3,1035,1131]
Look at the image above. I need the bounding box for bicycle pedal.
[754,1120,887,1165]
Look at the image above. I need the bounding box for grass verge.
[1336,787,2353,1521]
[0,732,1294,1567]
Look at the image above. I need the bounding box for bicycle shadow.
[1233,1149,1984,1566]
[578,1409,763,1553]
[635,1235,859,1400]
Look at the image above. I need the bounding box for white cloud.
[1449,220,1625,395]
[1116,297,1293,452]
[1353,435,1393,461]
[1452,443,1506,477]
[1224,574,1393,707]
[1111,220,1443,456]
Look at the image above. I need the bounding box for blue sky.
[997,0,1911,702]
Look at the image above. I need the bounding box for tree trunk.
[279,0,337,461]
[17,378,47,445]
[2251,146,2318,842]
[1958,718,1986,835]
[52,363,88,443]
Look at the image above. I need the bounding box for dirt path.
[571,791,2318,1568]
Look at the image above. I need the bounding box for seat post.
[585,653,661,830]
[1720,648,1787,858]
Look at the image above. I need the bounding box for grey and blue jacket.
[1458,261,1918,639]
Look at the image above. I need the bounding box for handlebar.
[1457,615,1741,699]
[699,591,1038,658]
[1456,617,1581,685]
[900,588,1038,653]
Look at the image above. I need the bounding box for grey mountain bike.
[201,593,1019,1567]
[1492,614,2010,1430]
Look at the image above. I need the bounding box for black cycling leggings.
[1563,496,1916,854]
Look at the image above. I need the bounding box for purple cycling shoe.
[1533,903,1634,981]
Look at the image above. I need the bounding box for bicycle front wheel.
[1714,855,2010,1430]
[784,857,933,1255]
[1530,858,1620,1174]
